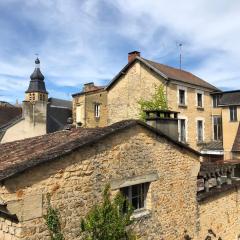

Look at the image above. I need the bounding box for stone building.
[72,51,220,154]
[0,58,72,143]
[72,82,107,128]
[0,119,239,240]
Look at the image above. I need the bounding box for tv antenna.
[178,43,183,70]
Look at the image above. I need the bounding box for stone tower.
[22,58,48,131]
[25,58,48,102]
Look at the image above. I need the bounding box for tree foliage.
[44,194,64,240]
[81,185,136,240]
[138,84,168,120]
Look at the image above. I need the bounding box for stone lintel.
[110,172,159,190]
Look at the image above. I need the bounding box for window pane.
[120,183,148,211]
[180,119,186,142]
[197,120,203,142]
[179,90,185,105]
[197,93,202,107]
[230,106,237,121]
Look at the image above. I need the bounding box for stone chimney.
[83,82,96,92]
[145,109,179,141]
[128,51,141,63]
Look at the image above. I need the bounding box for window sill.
[131,209,151,220]
[197,141,205,146]
[229,120,238,122]
[197,107,204,111]
[178,104,187,108]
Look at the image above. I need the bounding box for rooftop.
[0,120,200,181]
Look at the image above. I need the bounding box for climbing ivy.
[138,84,168,120]
[44,193,64,240]
[81,184,136,240]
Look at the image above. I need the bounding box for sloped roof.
[0,105,22,129]
[48,98,72,109]
[106,57,219,91]
[218,90,240,106]
[0,120,200,181]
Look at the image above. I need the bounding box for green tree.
[81,185,136,240]
[138,84,168,120]
[44,194,64,240]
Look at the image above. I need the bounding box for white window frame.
[196,90,204,108]
[121,183,149,211]
[177,86,187,106]
[196,117,205,142]
[229,106,237,122]
[94,103,100,118]
[178,116,188,142]
[212,115,222,141]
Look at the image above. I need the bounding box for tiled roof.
[48,98,72,109]
[72,86,105,97]
[0,120,200,181]
[201,141,223,151]
[0,106,22,129]
[218,90,240,106]
[106,57,220,91]
[143,58,219,91]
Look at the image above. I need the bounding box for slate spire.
[25,58,48,94]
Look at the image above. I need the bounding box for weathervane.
[178,43,183,70]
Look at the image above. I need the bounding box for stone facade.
[107,61,214,150]
[1,101,47,143]
[0,125,202,240]
[198,189,240,239]
[73,89,108,128]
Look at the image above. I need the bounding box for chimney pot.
[128,51,140,63]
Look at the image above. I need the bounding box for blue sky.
[1,0,240,103]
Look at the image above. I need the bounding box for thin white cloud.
[1,0,240,103]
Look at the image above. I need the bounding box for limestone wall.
[0,217,21,240]
[107,61,214,150]
[1,101,47,143]
[167,82,213,149]
[107,62,166,125]
[198,189,240,239]
[0,125,200,240]
[73,90,107,128]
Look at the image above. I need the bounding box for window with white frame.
[121,183,149,211]
[230,106,237,122]
[94,103,100,118]
[179,119,186,142]
[213,116,222,141]
[197,120,204,142]
[179,89,186,105]
[196,91,204,108]
[212,95,221,108]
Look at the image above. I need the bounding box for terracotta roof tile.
[143,58,219,91]
[0,120,200,181]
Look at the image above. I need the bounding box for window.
[197,120,203,142]
[76,105,84,124]
[179,89,186,105]
[213,116,222,141]
[94,103,100,118]
[197,93,203,107]
[121,183,149,210]
[40,94,43,101]
[230,106,237,121]
[212,95,220,108]
[179,119,186,142]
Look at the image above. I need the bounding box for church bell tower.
[25,58,48,102]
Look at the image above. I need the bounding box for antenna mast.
[178,43,183,70]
